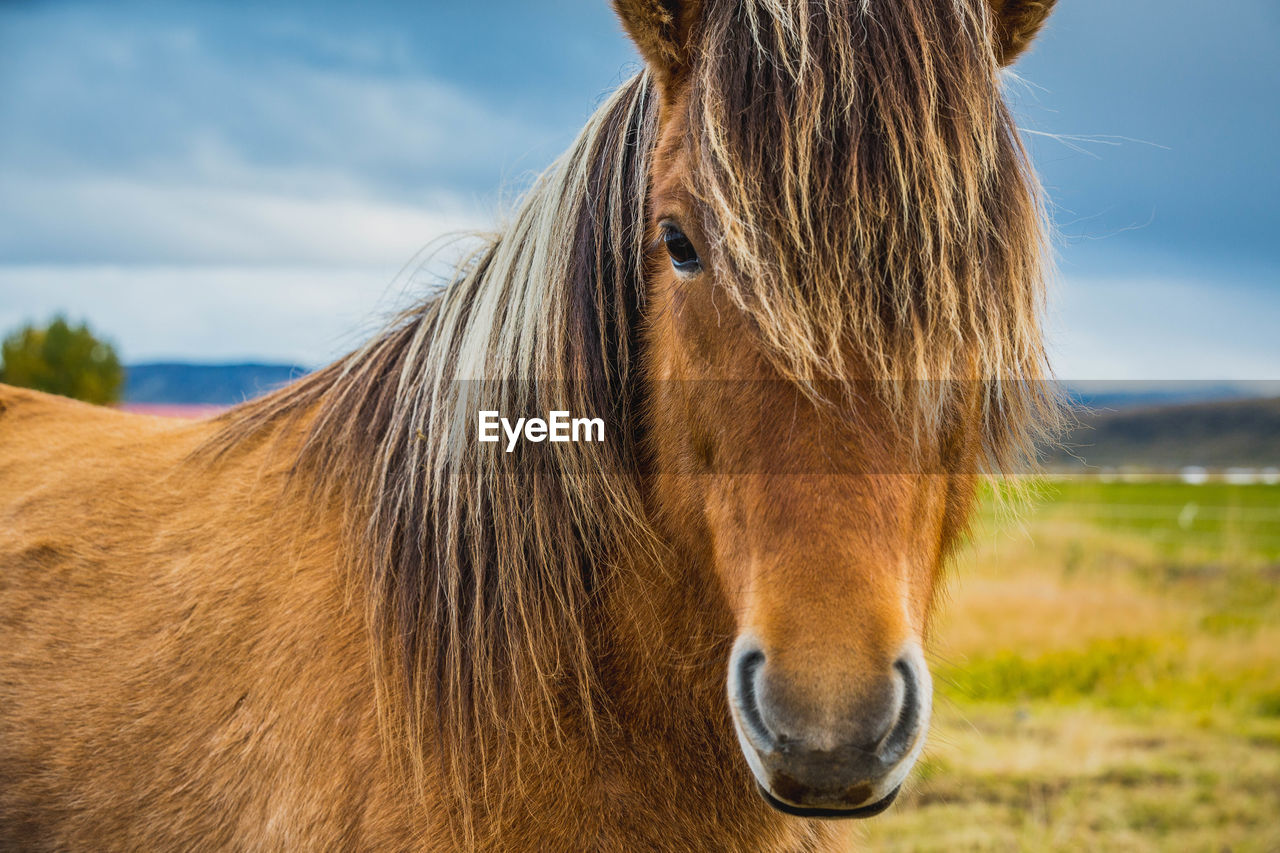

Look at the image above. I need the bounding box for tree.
[0,316,124,405]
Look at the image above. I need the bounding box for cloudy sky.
[2,0,1277,378]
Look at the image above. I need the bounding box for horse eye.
[662,224,701,274]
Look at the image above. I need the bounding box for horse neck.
[594,521,734,739]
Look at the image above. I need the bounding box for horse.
[0,0,1060,849]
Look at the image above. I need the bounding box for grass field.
[861,480,1280,852]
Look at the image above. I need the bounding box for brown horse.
[0,0,1060,849]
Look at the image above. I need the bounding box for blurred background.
[2,1,1277,849]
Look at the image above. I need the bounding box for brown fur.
[0,1,1057,849]
[612,0,703,91]
[989,0,1059,65]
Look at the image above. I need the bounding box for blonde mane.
[211,75,659,813]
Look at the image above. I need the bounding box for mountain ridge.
[124,362,308,405]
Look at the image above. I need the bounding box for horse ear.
[989,0,1057,66]
[613,0,701,92]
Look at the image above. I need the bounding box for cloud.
[1013,0,1280,265]
[0,264,434,365]
[1048,271,1280,380]
[0,173,489,266]
[0,6,557,266]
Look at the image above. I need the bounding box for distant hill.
[1063,381,1280,411]
[1053,396,1280,470]
[124,363,308,405]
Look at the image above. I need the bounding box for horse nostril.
[731,645,776,750]
[879,656,921,764]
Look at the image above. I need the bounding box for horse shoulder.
[0,386,421,849]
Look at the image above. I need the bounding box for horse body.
[1,0,1061,848]
[0,390,393,849]
[0,387,849,851]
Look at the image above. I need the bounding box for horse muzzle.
[727,637,932,819]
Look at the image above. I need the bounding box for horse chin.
[756,783,902,820]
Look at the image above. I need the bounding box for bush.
[0,316,124,405]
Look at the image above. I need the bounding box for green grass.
[944,636,1168,704]
[943,635,1280,717]
[860,479,1280,851]
[980,479,1280,561]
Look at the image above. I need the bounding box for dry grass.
[860,480,1280,852]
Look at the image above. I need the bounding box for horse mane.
[204,0,1058,829]
[208,73,660,819]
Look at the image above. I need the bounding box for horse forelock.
[680,0,1060,466]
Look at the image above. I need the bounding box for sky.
[1,0,1278,379]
